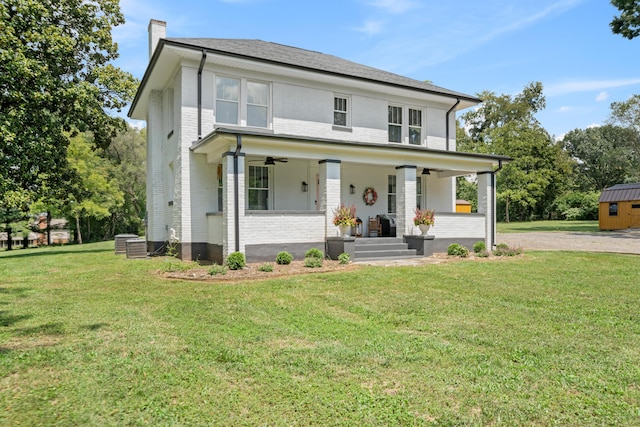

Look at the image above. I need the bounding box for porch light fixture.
[302,181,308,192]
[422,168,431,175]
[350,184,355,194]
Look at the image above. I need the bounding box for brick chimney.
[148,19,166,59]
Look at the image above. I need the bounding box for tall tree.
[610,0,640,39]
[459,82,574,221]
[0,0,138,213]
[562,125,638,191]
[609,94,640,132]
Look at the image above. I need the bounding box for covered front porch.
[191,128,507,263]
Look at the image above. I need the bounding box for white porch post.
[222,152,246,259]
[396,165,417,237]
[319,160,341,237]
[477,172,494,248]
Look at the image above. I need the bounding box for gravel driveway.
[497,229,640,255]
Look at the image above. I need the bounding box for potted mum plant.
[414,208,435,235]
[333,203,356,237]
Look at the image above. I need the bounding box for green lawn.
[1,242,639,425]
[497,220,600,233]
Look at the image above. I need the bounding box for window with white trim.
[416,177,422,209]
[334,96,349,127]
[388,175,396,214]
[248,165,269,210]
[388,105,402,143]
[409,108,422,145]
[247,81,268,128]
[215,76,240,124]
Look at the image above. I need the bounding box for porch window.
[216,76,239,124]
[609,202,618,217]
[409,108,422,145]
[247,81,269,128]
[334,96,349,127]
[388,106,402,143]
[388,175,396,214]
[248,165,269,210]
[416,177,422,209]
[217,164,223,212]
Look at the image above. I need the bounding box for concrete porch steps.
[354,237,420,260]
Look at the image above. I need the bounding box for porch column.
[396,165,417,237]
[477,172,494,248]
[319,160,341,237]
[222,151,246,259]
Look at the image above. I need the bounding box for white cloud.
[557,106,572,112]
[367,0,420,14]
[587,123,601,129]
[546,78,640,96]
[353,20,385,36]
[596,91,609,102]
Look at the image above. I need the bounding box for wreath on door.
[363,187,378,206]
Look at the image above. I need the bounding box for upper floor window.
[409,108,422,145]
[247,81,268,128]
[215,76,270,128]
[388,106,402,143]
[334,96,349,127]
[216,76,240,125]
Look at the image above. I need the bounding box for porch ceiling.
[191,127,510,175]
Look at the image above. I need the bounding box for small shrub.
[226,251,246,270]
[258,263,273,272]
[447,243,469,257]
[208,263,228,276]
[305,248,323,259]
[473,241,486,253]
[477,250,490,258]
[338,252,350,264]
[494,243,523,257]
[304,257,323,268]
[276,251,293,265]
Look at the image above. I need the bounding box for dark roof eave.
[192,127,511,164]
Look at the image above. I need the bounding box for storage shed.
[456,199,472,213]
[598,183,640,230]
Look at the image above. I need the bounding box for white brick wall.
[396,167,417,236]
[244,213,326,244]
[429,213,485,239]
[147,90,165,242]
[477,173,494,247]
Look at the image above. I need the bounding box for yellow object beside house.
[598,183,640,230]
[456,199,472,213]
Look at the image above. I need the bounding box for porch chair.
[367,216,382,237]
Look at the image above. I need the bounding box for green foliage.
[459,82,574,222]
[304,256,323,268]
[305,248,323,259]
[447,243,469,257]
[477,250,490,258]
[553,192,600,220]
[562,125,639,191]
[258,263,274,272]
[473,241,486,253]
[0,0,138,210]
[494,243,523,257]
[276,251,293,265]
[456,176,478,212]
[338,252,351,264]
[610,0,640,39]
[208,263,228,276]
[226,252,246,270]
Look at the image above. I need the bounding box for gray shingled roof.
[165,38,480,103]
[599,183,640,203]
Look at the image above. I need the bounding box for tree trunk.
[47,211,52,245]
[75,215,83,244]
[505,196,510,223]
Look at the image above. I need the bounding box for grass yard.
[1,242,639,425]
[497,220,600,233]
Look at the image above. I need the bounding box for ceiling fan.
[251,156,288,165]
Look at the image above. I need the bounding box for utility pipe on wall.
[445,98,460,151]
[197,50,207,140]
[233,135,242,252]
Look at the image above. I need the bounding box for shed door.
[630,202,640,228]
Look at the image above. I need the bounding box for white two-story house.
[128,19,509,263]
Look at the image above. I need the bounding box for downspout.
[491,160,503,247]
[233,135,242,252]
[197,50,207,140]
[445,98,460,151]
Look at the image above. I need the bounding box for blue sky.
[114,0,640,139]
